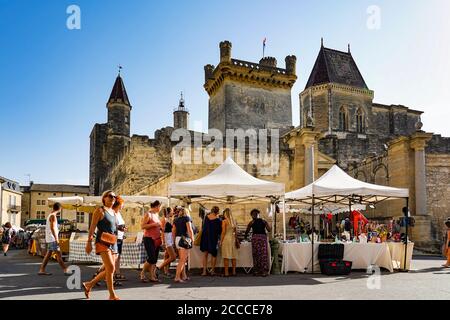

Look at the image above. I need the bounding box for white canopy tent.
[284,164,410,272]
[48,195,181,229]
[169,157,286,236]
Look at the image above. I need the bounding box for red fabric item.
[352,210,368,237]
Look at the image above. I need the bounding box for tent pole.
[403,197,409,272]
[311,195,315,274]
[282,197,286,241]
[273,202,276,237]
[349,198,352,240]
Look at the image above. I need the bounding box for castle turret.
[219,40,232,63]
[204,40,297,133]
[173,92,189,130]
[106,73,131,167]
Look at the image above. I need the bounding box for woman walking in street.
[442,218,450,268]
[140,200,163,283]
[82,190,120,300]
[1,222,12,256]
[200,206,222,276]
[158,207,176,278]
[245,209,271,277]
[220,208,238,277]
[172,207,194,283]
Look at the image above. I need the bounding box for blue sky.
[1,0,449,186]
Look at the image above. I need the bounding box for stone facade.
[88,40,450,252]
[348,132,450,252]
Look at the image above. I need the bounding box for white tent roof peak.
[286,164,409,202]
[169,156,284,198]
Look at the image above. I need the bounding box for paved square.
[1,250,449,300]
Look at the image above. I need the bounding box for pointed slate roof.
[305,45,368,90]
[108,75,131,106]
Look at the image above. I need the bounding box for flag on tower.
[263,37,267,57]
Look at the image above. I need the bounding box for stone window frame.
[356,107,365,133]
[338,106,349,131]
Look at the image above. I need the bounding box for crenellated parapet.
[204,40,297,96]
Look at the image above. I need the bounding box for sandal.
[115,274,127,281]
[109,297,120,300]
[82,282,91,299]
[174,279,186,283]
[140,273,149,283]
[38,272,52,276]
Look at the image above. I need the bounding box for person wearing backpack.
[1,222,12,256]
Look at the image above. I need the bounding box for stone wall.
[209,79,293,132]
[426,134,450,154]
[426,154,450,249]
[89,123,108,195]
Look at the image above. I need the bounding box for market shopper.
[1,222,12,256]
[38,203,70,276]
[200,206,222,276]
[113,196,127,283]
[82,190,120,300]
[172,207,194,283]
[140,200,163,283]
[245,209,271,277]
[220,208,238,277]
[158,207,176,278]
[442,218,450,268]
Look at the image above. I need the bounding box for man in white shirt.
[38,202,70,276]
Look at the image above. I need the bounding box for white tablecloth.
[188,242,271,272]
[387,242,414,270]
[281,242,395,273]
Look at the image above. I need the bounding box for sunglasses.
[106,194,117,199]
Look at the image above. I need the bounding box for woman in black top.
[245,209,272,277]
[200,206,222,276]
[172,207,194,283]
[158,207,176,278]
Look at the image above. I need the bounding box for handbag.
[100,232,117,246]
[178,235,192,249]
[99,207,118,246]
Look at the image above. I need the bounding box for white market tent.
[169,157,284,200]
[285,164,410,272]
[285,165,409,204]
[169,156,286,236]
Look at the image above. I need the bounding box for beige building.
[21,183,90,230]
[0,176,22,227]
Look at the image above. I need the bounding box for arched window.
[356,108,365,133]
[339,106,348,131]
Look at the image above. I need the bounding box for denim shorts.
[47,241,60,252]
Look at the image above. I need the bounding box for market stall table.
[188,241,271,273]
[281,242,394,273]
[387,242,414,270]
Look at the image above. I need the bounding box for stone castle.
[89,40,450,252]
